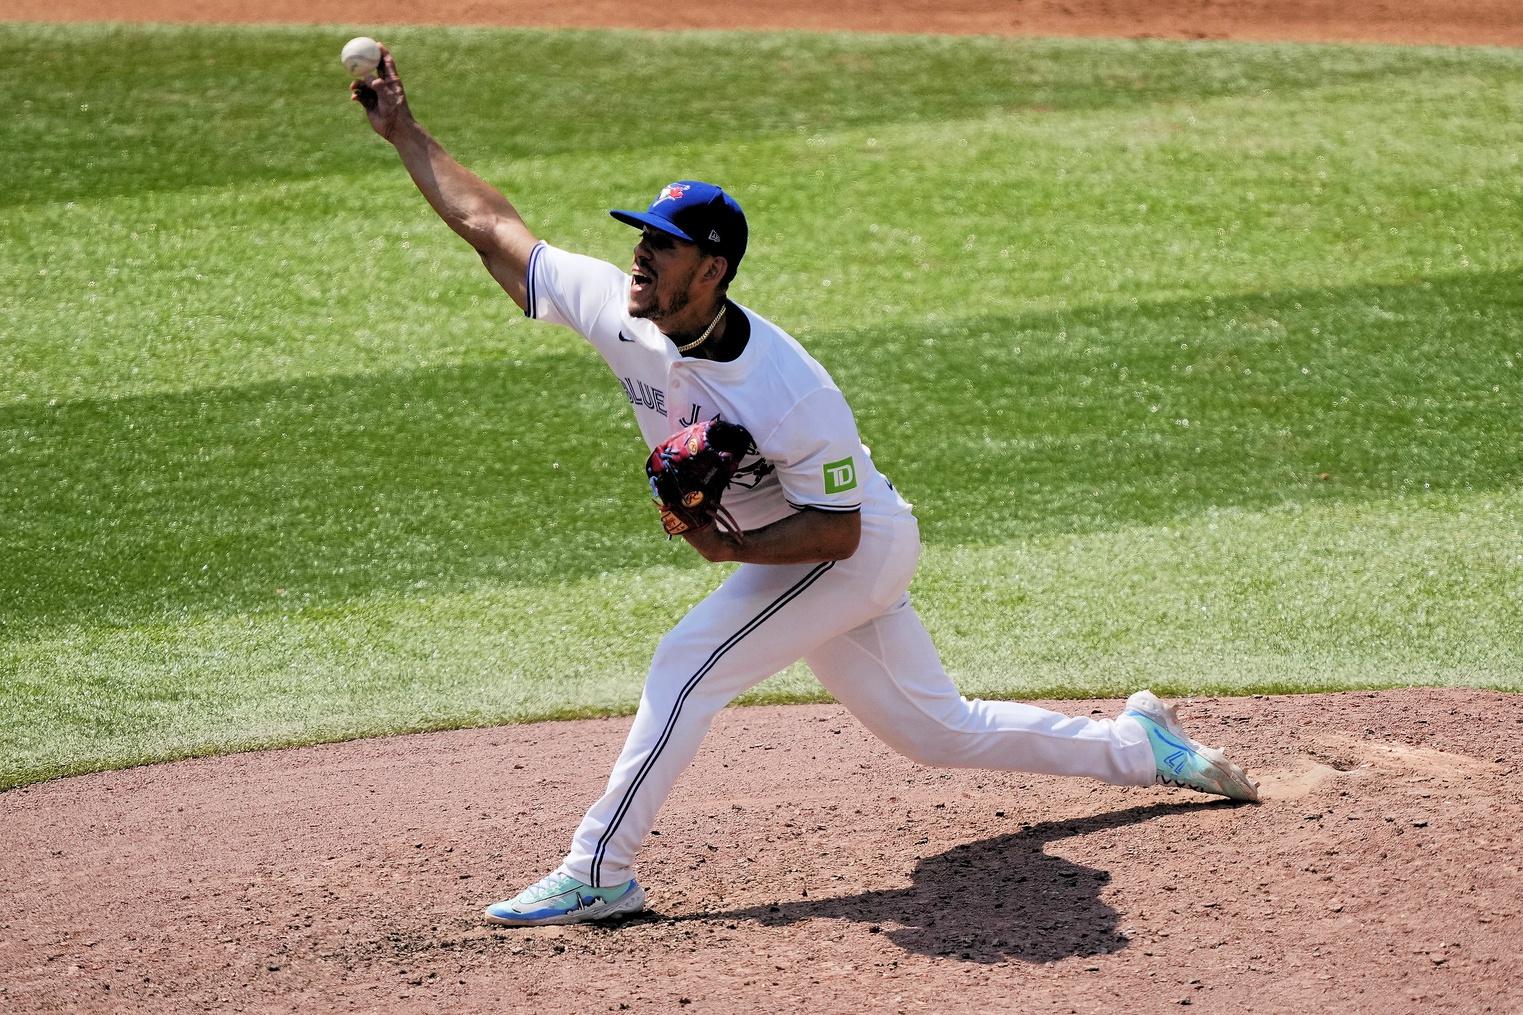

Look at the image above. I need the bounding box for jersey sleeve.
[523,241,626,338]
[762,387,866,514]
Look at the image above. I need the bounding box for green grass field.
[3,23,1521,790]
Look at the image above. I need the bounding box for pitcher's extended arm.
[352,45,538,310]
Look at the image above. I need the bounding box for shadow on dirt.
[692,800,1232,964]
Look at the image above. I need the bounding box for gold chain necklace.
[675,303,727,355]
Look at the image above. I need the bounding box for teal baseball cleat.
[1123,690,1260,802]
[484,871,646,927]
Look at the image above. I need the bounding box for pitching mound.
[4,688,1521,1013]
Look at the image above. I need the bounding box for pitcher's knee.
[877,727,959,766]
[642,636,735,716]
[896,740,962,767]
[877,709,984,767]
[649,627,715,674]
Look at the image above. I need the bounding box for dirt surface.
[2,0,1523,46]
[3,0,1521,46]
[8,2,1523,1012]
[4,690,1523,1014]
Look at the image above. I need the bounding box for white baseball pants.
[562,513,1156,888]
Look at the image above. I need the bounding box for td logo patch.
[823,457,858,495]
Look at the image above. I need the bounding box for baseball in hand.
[340,36,382,79]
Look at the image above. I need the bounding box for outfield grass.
[3,24,1521,789]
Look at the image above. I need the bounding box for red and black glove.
[646,418,759,538]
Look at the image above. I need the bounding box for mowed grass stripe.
[6,73,1520,404]
[5,488,1518,789]
[8,23,1513,209]
[7,269,1518,626]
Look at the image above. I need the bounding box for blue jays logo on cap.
[611,180,749,277]
[656,183,690,204]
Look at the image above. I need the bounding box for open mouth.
[630,263,655,293]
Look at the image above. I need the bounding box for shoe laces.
[521,871,577,901]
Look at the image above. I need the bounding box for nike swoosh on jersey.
[618,331,635,342]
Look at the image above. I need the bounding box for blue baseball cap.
[611,181,748,279]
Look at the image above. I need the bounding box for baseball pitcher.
[350,46,1258,928]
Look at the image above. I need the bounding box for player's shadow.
[685,799,1228,964]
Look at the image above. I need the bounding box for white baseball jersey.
[524,241,913,531]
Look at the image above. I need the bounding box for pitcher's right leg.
[805,596,1157,786]
[487,559,843,927]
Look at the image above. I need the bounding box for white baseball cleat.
[1122,689,1260,802]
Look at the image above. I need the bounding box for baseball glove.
[646,418,763,538]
